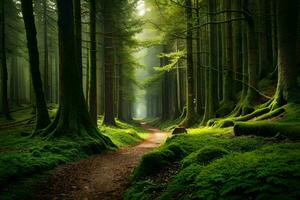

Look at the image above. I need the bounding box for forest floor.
[35,123,170,200]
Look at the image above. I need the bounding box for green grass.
[0,107,149,200]
[125,126,300,200]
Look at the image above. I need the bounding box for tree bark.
[243,0,259,115]
[89,0,97,124]
[21,0,51,130]
[180,0,196,127]
[42,0,49,102]
[201,0,218,125]
[103,0,116,126]
[73,0,82,79]
[272,0,300,107]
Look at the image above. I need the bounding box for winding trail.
[37,123,169,200]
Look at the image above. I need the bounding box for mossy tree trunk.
[36,0,114,150]
[217,0,235,117]
[243,0,259,115]
[21,0,51,130]
[195,0,202,115]
[201,0,218,125]
[89,0,97,124]
[0,0,11,120]
[103,0,116,126]
[180,0,196,128]
[272,0,300,107]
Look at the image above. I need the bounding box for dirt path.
[36,123,169,200]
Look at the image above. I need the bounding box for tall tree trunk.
[180,0,196,127]
[201,0,218,125]
[21,0,51,130]
[89,0,97,124]
[103,0,116,126]
[42,0,49,102]
[232,0,242,93]
[272,0,300,107]
[73,0,82,79]
[258,0,273,79]
[0,0,11,119]
[195,0,202,115]
[37,0,114,151]
[217,0,234,117]
[243,0,259,115]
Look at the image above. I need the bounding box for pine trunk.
[103,0,116,126]
[89,0,97,124]
[21,0,51,130]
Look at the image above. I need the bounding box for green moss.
[159,143,300,200]
[133,143,187,179]
[126,126,298,200]
[124,180,164,200]
[234,121,300,139]
[182,146,229,167]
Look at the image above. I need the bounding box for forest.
[0,0,300,199]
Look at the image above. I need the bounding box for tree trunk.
[0,0,11,119]
[272,0,300,107]
[43,0,49,102]
[37,0,114,151]
[258,0,273,79]
[195,0,202,115]
[243,0,259,115]
[73,0,82,79]
[89,0,97,124]
[201,0,218,125]
[21,0,51,130]
[103,0,116,126]
[180,0,196,127]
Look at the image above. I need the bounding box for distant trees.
[143,0,300,127]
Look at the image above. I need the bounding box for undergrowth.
[125,125,300,200]
[0,107,148,200]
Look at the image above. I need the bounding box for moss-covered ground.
[125,121,300,200]
[0,106,148,200]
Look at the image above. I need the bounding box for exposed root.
[234,121,300,140]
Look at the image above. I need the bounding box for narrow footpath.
[36,123,169,200]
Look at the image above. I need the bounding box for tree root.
[234,121,300,140]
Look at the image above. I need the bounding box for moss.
[234,121,300,140]
[132,143,187,179]
[126,127,298,200]
[255,107,285,121]
[182,146,229,167]
[124,180,164,200]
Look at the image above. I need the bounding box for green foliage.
[153,50,186,72]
